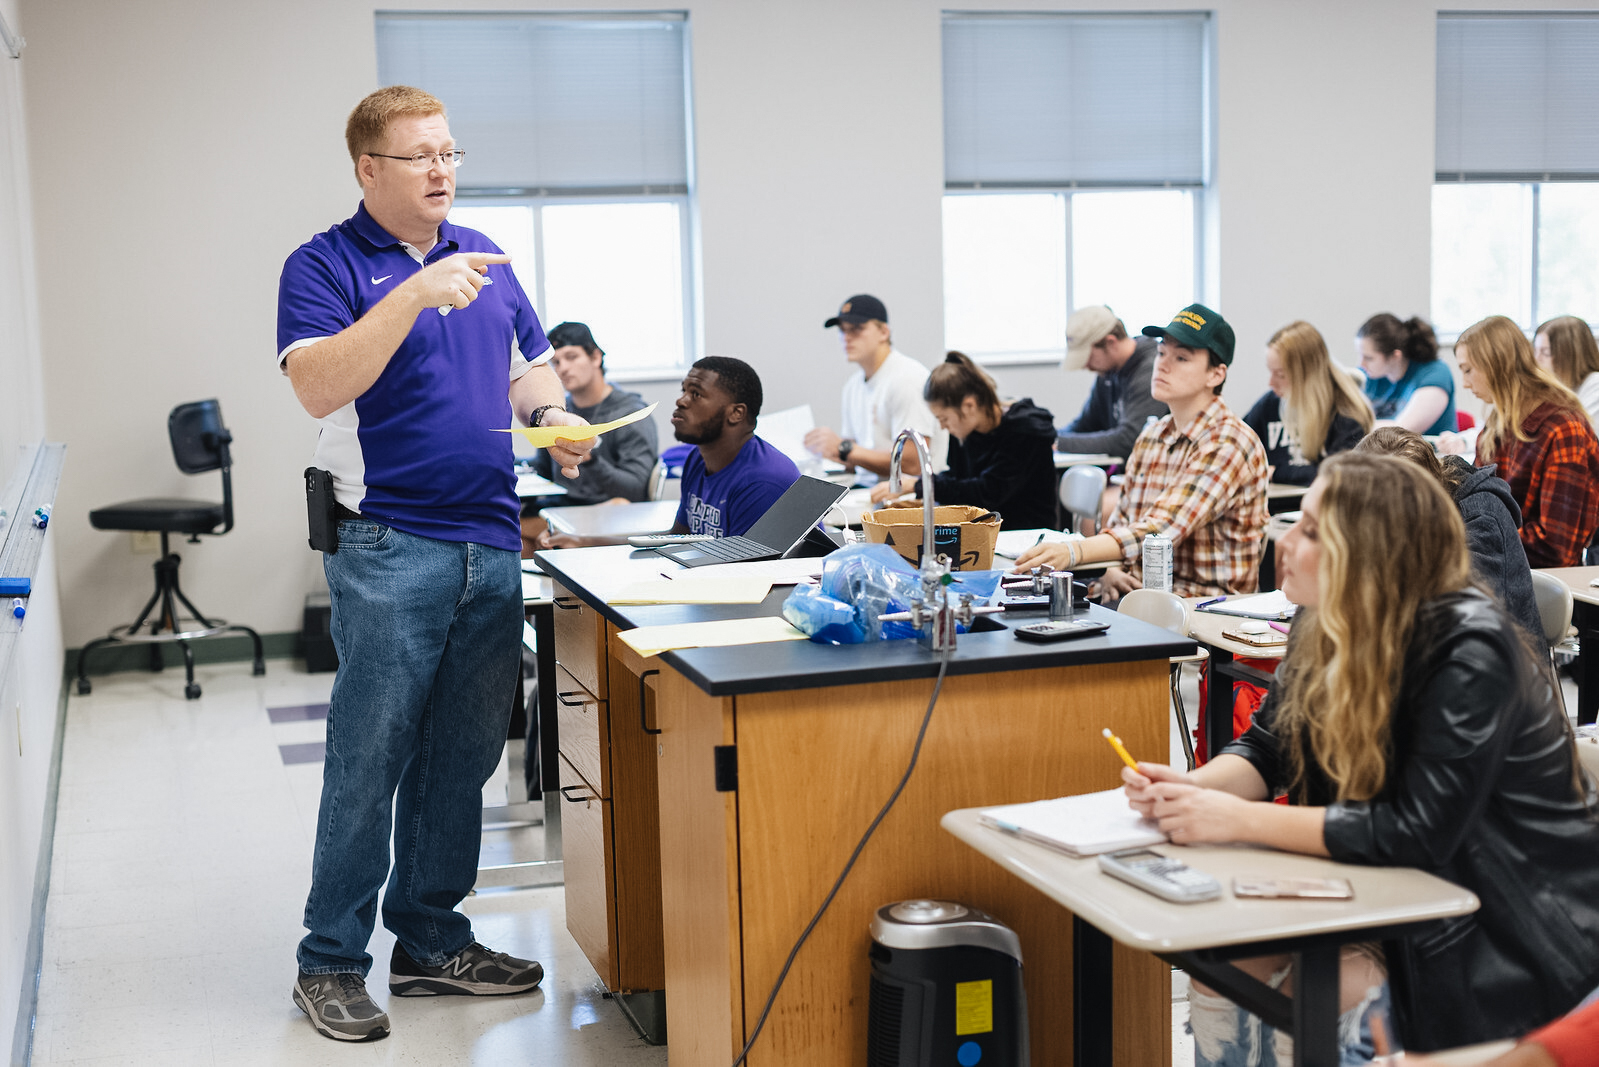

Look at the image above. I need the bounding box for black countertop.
[534,545,1197,697]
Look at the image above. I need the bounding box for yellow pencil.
[1102,728,1139,770]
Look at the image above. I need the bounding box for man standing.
[803,294,946,484]
[1017,304,1268,602]
[277,86,591,1042]
[1056,304,1168,459]
[525,321,659,551]
[670,356,801,537]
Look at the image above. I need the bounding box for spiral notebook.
[979,788,1167,858]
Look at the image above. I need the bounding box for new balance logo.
[446,956,475,978]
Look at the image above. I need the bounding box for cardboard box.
[862,505,1002,571]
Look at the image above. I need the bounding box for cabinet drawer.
[558,752,617,988]
[551,581,607,699]
[554,663,607,799]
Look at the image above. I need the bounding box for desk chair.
[1531,570,1576,716]
[77,400,264,700]
[1118,589,1207,770]
[1058,463,1107,535]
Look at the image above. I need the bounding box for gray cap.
[1065,305,1120,371]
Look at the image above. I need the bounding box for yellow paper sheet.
[499,402,657,448]
[616,616,808,658]
[606,577,774,606]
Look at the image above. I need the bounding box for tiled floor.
[29,658,1199,1065]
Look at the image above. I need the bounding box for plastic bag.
[781,543,1007,644]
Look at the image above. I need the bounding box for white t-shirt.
[840,349,948,484]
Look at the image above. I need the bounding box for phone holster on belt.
[305,467,338,554]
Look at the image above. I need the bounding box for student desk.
[1185,603,1287,761]
[1055,451,1124,469]
[1535,566,1599,724]
[941,808,1480,1067]
[539,499,680,544]
[534,544,1194,1064]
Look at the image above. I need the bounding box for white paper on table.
[994,528,1082,559]
[616,615,808,657]
[979,788,1167,857]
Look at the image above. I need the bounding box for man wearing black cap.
[803,294,946,484]
[525,322,659,551]
[1016,303,1269,602]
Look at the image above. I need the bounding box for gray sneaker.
[389,940,544,996]
[293,971,391,1041]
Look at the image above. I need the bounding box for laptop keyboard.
[695,535,771,561]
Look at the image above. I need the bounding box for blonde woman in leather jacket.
[1124,452,1599,1064]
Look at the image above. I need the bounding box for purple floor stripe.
[279,742,326,765]
[268,703,329,723]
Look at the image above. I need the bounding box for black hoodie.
[1445,456,1543,646]
[921,397,1059,531]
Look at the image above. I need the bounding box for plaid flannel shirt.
[1107,395,1270,597]
[1479,402,1599,568]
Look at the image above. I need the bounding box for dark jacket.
[1446,457,1544,647]
[1241,391,1367,486]
[1223,590,1599,1052]
[1056,336,1168,458]
[923,398,1058,531]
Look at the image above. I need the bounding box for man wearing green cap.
[1016,303,1269,601]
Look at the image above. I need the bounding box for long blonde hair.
[1274,453,1471,802]
[1537,315,1599,393]
[1270,321,1374,463]
[1460,315,1585,458]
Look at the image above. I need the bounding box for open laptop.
[655,475,849,568]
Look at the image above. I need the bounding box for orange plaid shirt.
[1107,395,1270,597]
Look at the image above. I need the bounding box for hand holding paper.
[501,402,658,450]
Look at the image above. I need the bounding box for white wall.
[18,0,1585,647]
[0,0,41,491]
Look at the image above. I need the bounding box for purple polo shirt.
[277,202,548,552]
[675,436,801,537]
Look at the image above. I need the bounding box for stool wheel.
[76,678,92,696]
[184,683,202,700]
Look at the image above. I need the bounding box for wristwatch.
[529,404,563,428]
[837,438,855,464]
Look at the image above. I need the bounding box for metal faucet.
[883,428,978,652]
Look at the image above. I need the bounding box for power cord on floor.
[729,649,952,1067]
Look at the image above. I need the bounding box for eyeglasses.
[367,149,466,171]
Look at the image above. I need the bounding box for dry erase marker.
[1102,728,1138,770]
[10,598,23,620]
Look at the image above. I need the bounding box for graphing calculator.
[1098,848,1222,903]
[1012,619,1111,643]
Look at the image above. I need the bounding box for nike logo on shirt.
[371,274,393,285]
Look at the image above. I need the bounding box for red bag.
[1194,656,1279,764]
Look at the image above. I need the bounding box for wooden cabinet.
[550,581,665,995]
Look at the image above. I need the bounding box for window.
[1432,14,1599,333]
[377,13,695,375]
[941,14,1208,363]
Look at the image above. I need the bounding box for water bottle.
[1142,532,1173,593]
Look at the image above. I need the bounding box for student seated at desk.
[1403,998,1599,1066]
[1355,427,1543,646]
[1124,453,1599,1064]
[1055,304,1168,459]
[1449,315,1599,568]
[526,321,659,552]
[1015,304,1269,602]
[669,356,800,537]
[1243,320,1372,486]
[1535,315,1599,431]
[868,351,1058,530]
[1357,313,1456,435]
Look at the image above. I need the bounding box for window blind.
[942,13,1207,189]
[376,13,690,194]
[1437,14,1599,181]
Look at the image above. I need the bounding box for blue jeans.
[1190,975,1391,1066]
[297,521,522,976]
